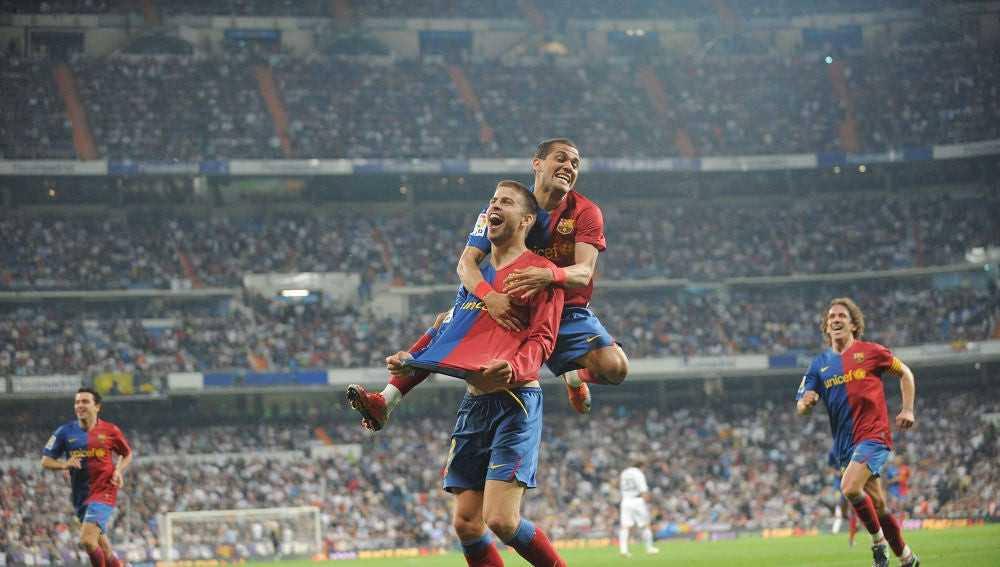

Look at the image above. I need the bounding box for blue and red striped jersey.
[408,250,564,384]
[467,187,605,308]
[43,419,131,509]
[797,340,901,460]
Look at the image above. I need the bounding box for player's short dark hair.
[534,138,578,161]
[496,180,539,231]
[821,297,865,345]
[78,386,102,406]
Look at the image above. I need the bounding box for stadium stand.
[2,377,997,562]
[1,16,997,159]
[1,0,998,562]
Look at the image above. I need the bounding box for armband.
[475,280,494,299]
[551,267,567,285]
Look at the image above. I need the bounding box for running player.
[41,387,132,567]
[796,298,919,567]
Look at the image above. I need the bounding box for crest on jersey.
[555,218,574,235]
[853,353,864,363]
[471,214,488,237]
[98,434,107,444]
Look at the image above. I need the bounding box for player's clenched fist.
[797,390,819,414]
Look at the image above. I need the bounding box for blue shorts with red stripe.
[545,306,619,376]
[443,387,542,492]
[75,501,114,533]
[835,439,891,478]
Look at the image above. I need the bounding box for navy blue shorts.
[834,439,891,478]
[443,387,543,492]
[545,306,618,376]
[75,501,114,533]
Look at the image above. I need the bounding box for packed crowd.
[0,0,925,18]
[1,182,995,376]
[2,382,996,563]
[2,272,994,377]
[69,55,283,161]
[1,34,996,160]
[0,50,74,159]
[2,190,995,292]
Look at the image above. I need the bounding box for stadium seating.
[1,1,997,561]
[3,382,996,561]
[1,32,996,159]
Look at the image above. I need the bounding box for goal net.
[161,506,322,564]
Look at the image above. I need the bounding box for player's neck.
[78,417,97,431]
[832,336,855,354]
[533,184,568,212]
[491,242,527,268]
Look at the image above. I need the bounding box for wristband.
[551,267,567,285]
[475,280,493,299]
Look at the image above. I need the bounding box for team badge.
[471,214,488,237]
[853,353,865,363]
[555,218,574,235]
[98,434,107,444]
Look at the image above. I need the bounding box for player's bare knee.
[602,358,629,385]
[79,535,99,552]
[452,515,484,541]
[484,514,519,542]
[842,487,864,503]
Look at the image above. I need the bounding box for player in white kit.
[618,458,660,557]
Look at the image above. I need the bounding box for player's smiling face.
[74,392,99,424]
[486,185,526,243]
[826,304,856,342]
[534,143,579,194]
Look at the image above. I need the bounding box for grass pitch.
[276,523,999,566]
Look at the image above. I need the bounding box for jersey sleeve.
[42,425,67,459]
[111,424,131,457]
[574,198,607,252]
[464,204,492,253]
[796,358,823,401]
[870,343,900,376]
[507,284,564,384]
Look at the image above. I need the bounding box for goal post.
[161,506,322,564]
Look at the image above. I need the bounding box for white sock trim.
[381,384,403,414]
[563,369,583,387]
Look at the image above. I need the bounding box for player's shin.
[460,531,504,567]
[503,519,565,567]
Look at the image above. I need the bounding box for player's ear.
[522,213,535,229]
[531,157,543,174]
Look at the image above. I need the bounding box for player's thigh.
[482,479,527,529]
[579,344,628,378]
[79,521,102,547]
[840,461,872,497]
[451,488,487,533]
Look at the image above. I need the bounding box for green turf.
[268,523,1000,566]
